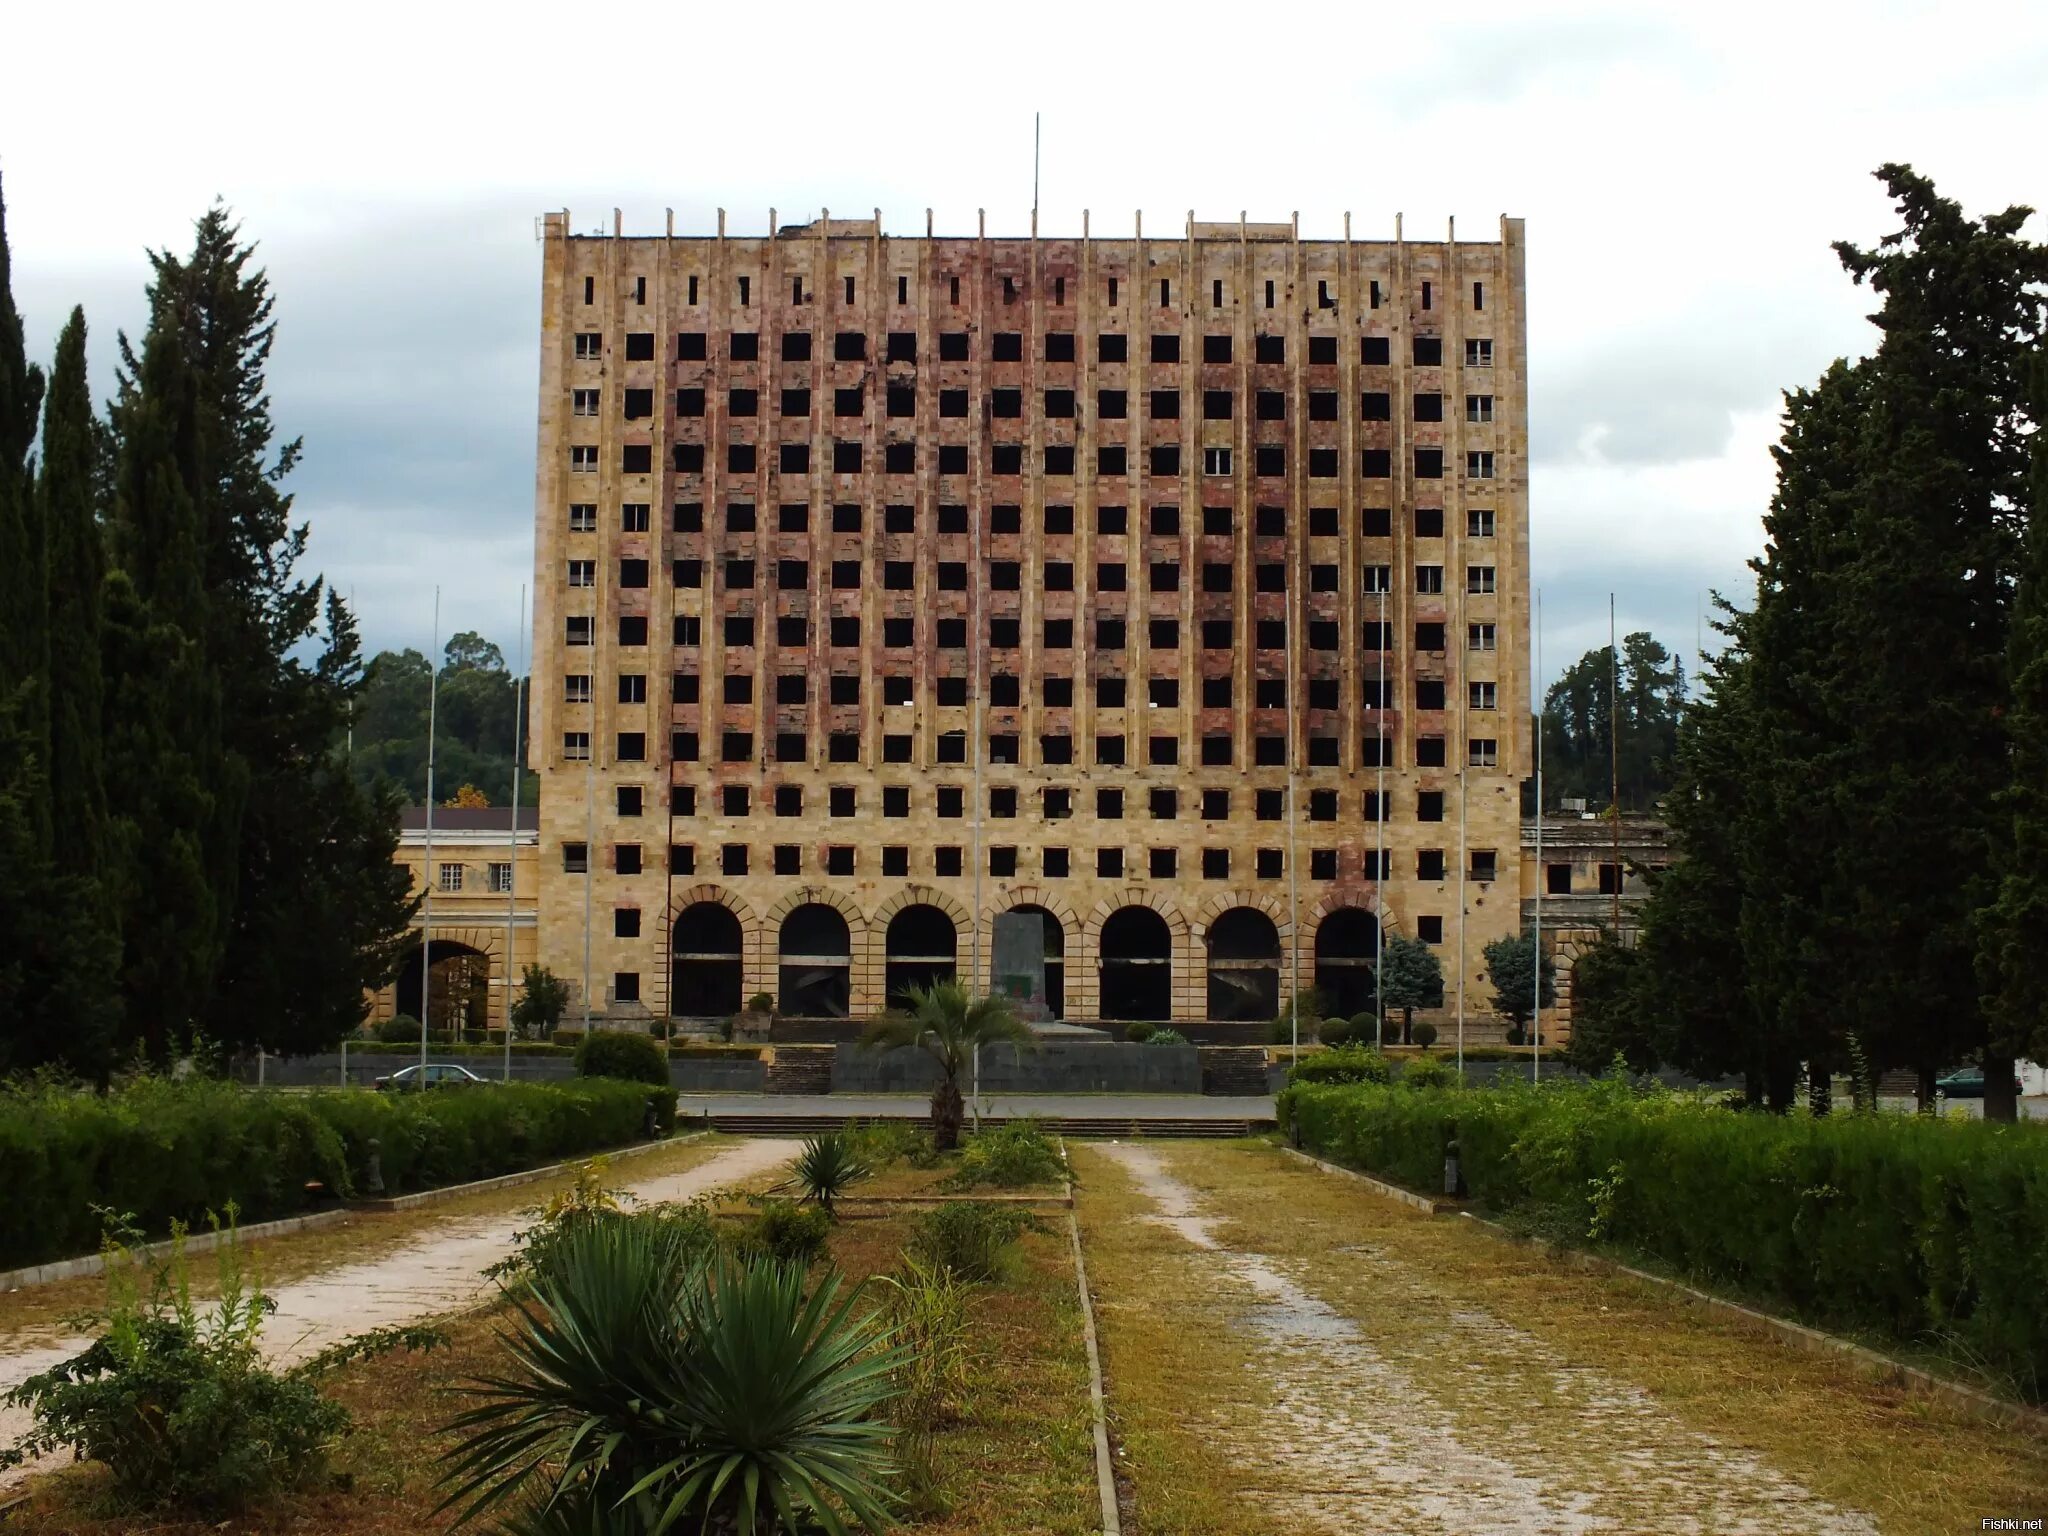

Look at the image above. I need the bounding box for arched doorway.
[779,904,851,1018]
[672,903,744,1017]
[395,939,493,1036]
[1099,907,1172,1021]
[1314,907,1382,1018]
[1007,905,1067,1020]
[1206,908,1281,1021]
[886,905,957,1007]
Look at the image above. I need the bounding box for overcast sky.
[4,0,2043,690]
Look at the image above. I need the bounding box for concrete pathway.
[1083,1141,1890,1536]
[678,1091,1273,1120]
[0,1138,796,1487]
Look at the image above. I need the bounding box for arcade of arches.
[661,896,1391,1025]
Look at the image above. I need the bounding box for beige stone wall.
[368,829,541,1031]
[529,210,1531,1033]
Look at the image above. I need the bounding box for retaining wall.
[833,1041,1201,1095]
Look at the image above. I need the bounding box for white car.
[374,1062,488,1092]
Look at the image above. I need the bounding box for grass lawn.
[8,1145,1096,1535]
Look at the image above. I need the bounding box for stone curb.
[1067,1210,1122,1536]
[837,1190,1073,1208]
[1279,1145,1446,1214]
[1456,1210,2048,1435]
[346,1130,709,1212]
[0,1132,712,1292]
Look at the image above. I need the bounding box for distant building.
[1518,813,1672,1042]
[367,807,539,1032]
[524,206,1533,1032]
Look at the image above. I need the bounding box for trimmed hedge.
[1278,1077,2048,1399]
[0,1076,672,1271]
[574,1029,669,1087]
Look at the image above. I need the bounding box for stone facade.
[530,207,1531,1031]
[1517,814,1672,1041]
[368,807,540,1032]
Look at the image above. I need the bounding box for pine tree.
[1376,934,1444,1044]
[1976,355,2048,1118]
[0,170,47,705]
[1481,931,1555,1041]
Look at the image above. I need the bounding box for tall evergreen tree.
[1976,355,2048,1119]
[0,171,47,708]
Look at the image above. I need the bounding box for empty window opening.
[886,905,958,1008]
[1099,906,1172,1022]
[1265,279,1276,309]
[738,275,751,306]
[672,902,743,1018]
[1159,277,1171,306]
[1208,908,1281,1022]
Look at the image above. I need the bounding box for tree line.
[1538,631,1685,813]
[0,177,416,1081]
[1568,165,2048,1119]
[349,632,535,809]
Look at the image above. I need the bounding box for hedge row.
[0,1076,673,1270]
[1278,1077,2048,1400]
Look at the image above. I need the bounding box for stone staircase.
[762,1044,836,1095]
[1199,1045,1272,1097]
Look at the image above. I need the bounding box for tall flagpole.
[421,587,441,1074]
[1456,761,1467,1078]
[1375,589,1387,1050]
[1532,587,1543,1083]
[583,730,595,1032]
[504,584,526,1083]
[1609,592,1621,933]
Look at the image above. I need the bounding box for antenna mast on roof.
[1033,112,1041,225]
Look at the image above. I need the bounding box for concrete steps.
[699,1113,1262,1139]
[1200,1045,1271,1096]
[763,1044,835,1095]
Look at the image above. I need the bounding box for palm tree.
[859,981,1032,1150]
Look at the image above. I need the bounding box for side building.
[530,207,1530,1033]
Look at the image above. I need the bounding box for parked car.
[1935,1066,2022,1099]
[374,1063,488,1092]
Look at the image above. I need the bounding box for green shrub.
[908,1202,1036,1283]
[1317,1017,1353,1047]
[1124,1021,1157,1043]
[1277,1076,2048,1400]
[747,991,777,1014]
[787,1131,870,1215]
[841,1119,934,1170]
[732,1200,833,1268]
[1402,1053,1455,1089]
[1349,1010,1381,1039]
[1291,1046,1393,1087]
[573,1028,669,1088]
[1146,1027,1189,1046]
[374,1014,421,1045]
[2,1215,435,1512]
[947,1121,1064,1189]
[0,1077,665,1269]
[1411,1020,1439,1048]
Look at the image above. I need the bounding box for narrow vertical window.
[1265,279,1275,308]
[582,275,594,305]
[1108,276,1119,306]
[844,274,855,304]
[739,275,751,307]
[634,275,646,305]
[687,274,699,305]
[1422,280,1433,310]
[1159,277,1170,306]
[897,274,908,304]
[1056,276,1066,305]
[793,276,804,304]
[1369,279,1381,309]
[1213,278,1223,307]
[1473,280,1485,311]
[950,275,960,304]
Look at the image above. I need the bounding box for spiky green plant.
[440,1221,906,1535]
[787,1131,870,1217]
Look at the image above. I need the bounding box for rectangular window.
[569,445,597,473]
[568,502,596,532]
[1467,451,1496,480]
[1468,508,1496,538]
[574,333,601,360]
[437,862,463,892]
[571,388,599,416]
[488,862,513,893]
[1467,565,1497,595]
[563,841,588,874]
[1469,622,1497,652]
[1470,682,1498,710]
[563,731,590,760]
[1415,564,1444,594]
[1469,738,1499,768]
[1467,394,1495,424]
[1466,338,1494,367]
[566,559,594,587]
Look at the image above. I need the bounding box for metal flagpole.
[1609,592,1621,933]
[583,733,595,1033]
[1456,762,1466,1078]
[421,587,441,1074]
[1533,588,1543,1083]
[505,584,526,1083]
[1375,589,1387,1050]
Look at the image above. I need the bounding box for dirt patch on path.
[0,1137,796,1484]
[1087,1141,1881,1536]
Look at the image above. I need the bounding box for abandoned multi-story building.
[528,206,1530,1031]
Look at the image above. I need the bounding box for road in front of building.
[675,1091,1275,1122]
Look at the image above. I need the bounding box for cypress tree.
[1976,355,2048,1119]
[0,170,47,698]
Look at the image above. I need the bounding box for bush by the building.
[573,1029,669,1088]
[0,1076,668,1270]
[1277,1076,2048,1399]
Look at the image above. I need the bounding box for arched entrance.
[672,903,744,1017]
[1099,907,1172,1021]
[779,904,851,1018]
[395,940,493,1036]
[1206,908,1281,1021]
[1314,907,1382,1018]
[886,905,957,1007]
[1008,904,1066,1020]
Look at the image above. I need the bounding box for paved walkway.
[0,1138,796,1487]
[678,1091,1274,1120]
[1074,1140,2046,1536]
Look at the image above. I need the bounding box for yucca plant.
[787,1132,870,1217]
[440,1220,907,1535]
